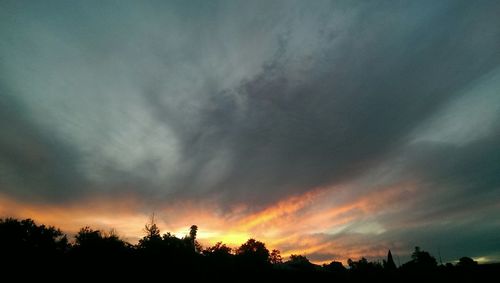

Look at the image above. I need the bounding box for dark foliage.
[0,218,68,261]
[235,238,271,271]
[383,249,397,271]
[269,249,283,264]
[286,254,316,271]
[0,217,498,282]
[71,227,132,259]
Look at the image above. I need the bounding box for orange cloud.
[235,188,326,230]
[0,181,416,264]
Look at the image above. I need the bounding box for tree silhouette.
[457,257,478,267]
[189,225,198,239]
[348,257,367,270]
[323,260,346,273]
[136,217,201,268]
[1,217,498,279]
[72,226,130,259]
[411,246,437,267]
[236,238,270,270]
[203,242,232,257]
[0,218,68,259]
[142,215,161,241]
[383,249,397,270]
[184,224,202,253]
[137,215,163,254]
[346,257,384,281]
[286,254,315,271]
[202,242,234,272]
[236,239,269,260]
[401,246,437,271]
[270,249,283,264]
[75,226,101,245]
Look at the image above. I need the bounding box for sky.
[1,0,500,264]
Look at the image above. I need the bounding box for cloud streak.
[1,0,500,263]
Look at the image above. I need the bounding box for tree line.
[0,217,496,281]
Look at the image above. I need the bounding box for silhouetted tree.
[138,215,163,253]
[2,217,498,280]
[323,260,346,273]
[164,231,192,253]
[75,227,101,245]
[142,216,161,241]
[73,226,130,259]
[236,239,270,270]
[189,225,198,239]
[348,257,383,274]
[401,246,437,271]
[457,257,478,268]
[203,242,232,257]
[383,249,397,270]
[136,217,201,267]
[270,249,283,264]
[236,239,269,261]
[348,257,366,269]
[286,254,316,271]
[184,224,202,253]
[202,242,234,271]
[0,218,68,259]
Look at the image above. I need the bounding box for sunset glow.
[1,0,500,266]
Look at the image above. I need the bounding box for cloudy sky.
[1,0,500,264]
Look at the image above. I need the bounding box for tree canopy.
[0,217,496,281]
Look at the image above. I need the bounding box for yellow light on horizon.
[198,231,250,247]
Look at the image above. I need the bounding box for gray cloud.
[1,0,500,261]
[151,0,500,205]
[0,90,87,201]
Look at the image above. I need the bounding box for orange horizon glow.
[0,183,416,264]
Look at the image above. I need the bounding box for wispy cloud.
[1,0,500,264]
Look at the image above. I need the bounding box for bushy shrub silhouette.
[0,217,498,281]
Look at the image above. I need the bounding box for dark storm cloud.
[382,131,500,233]
[411,132,500,195]
[1,0,500,207]
[146,0,500,205]
[0,91,87,201]
[1,0,500,263]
